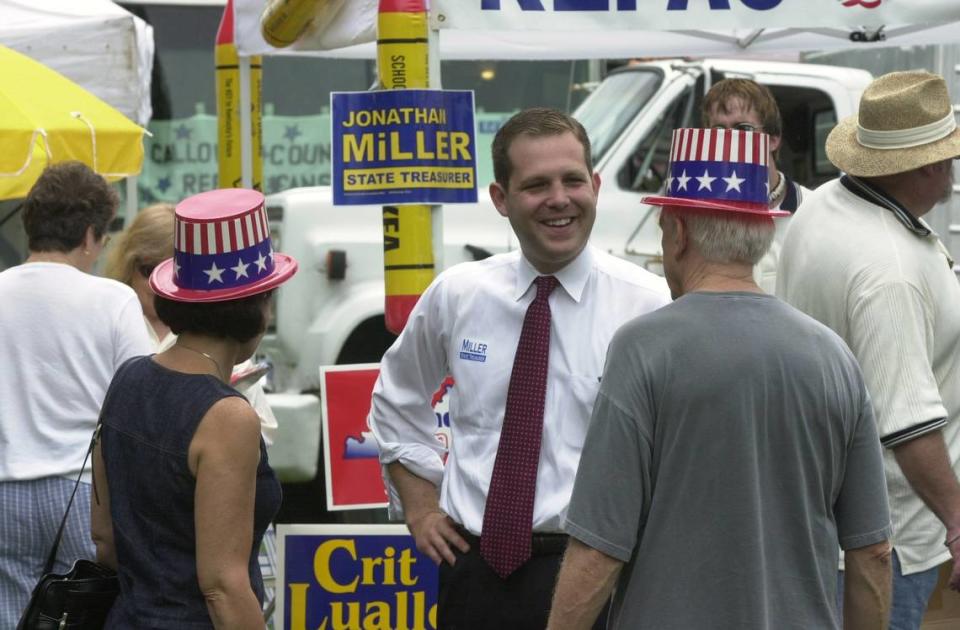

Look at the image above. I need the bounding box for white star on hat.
[203,262,224,284]
[676,169,691,191]
[722,171,745,193]
[665,175,674,192]
[255,252,268,273]
[696,169,716,191]
[231,258,250,279]
[173,260,180,278]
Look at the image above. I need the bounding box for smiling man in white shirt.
[368,107,670,629]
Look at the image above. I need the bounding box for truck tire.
[335,316,398,364]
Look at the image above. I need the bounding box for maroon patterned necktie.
[481,275,559,578]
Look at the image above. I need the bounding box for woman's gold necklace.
[177,343,228,382]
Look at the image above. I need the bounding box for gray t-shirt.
[565,292,890,630]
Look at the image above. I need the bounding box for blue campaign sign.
[331,89,478,206]
[277,524,439,630]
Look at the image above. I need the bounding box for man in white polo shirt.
[777,71,960,629]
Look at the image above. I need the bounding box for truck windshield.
[575,69,663,164]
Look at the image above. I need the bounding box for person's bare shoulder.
[190,396,261,472]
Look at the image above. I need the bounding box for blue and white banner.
[437,0,960,32]
[235,0,960,59]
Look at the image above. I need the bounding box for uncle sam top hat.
[150,188,297,302]
[643,128,789,217]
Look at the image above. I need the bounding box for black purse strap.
[41,357,136,575]
[41,423,101,576]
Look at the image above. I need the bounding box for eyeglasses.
[711,123,762,133]
[137,262,158,278]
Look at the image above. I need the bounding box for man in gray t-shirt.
[547,128,892,630]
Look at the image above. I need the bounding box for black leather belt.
[455,526,569,556]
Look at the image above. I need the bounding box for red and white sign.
[320,364,454,511]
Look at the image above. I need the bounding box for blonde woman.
[104,203,176,345]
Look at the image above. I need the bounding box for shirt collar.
[514,245,594,303]
[777,172,800,213]
[840,175,932,237]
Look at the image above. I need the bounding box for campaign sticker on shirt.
[276,524,438,630]
[321,365,454,510]
[458,337,488,362]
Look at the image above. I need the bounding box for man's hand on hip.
[407,509,470,566]
[386,461,471,566]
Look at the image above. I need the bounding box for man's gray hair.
[665,207,775,265]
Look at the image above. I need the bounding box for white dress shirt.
[369,245,670,535]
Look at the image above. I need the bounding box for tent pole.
[429,21,443,276]
[125,175,138,227]
[239,54,253,189]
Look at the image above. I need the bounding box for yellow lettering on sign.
[313,539,359,594]
[343,167,474,191]
[389,132,413,160]
[363,600,392,629]
[435,132,449,160]
[415,132,434,160]
[288,583,310,630]
[399,548,418,586]
[448,132,471,160]
[319,601,359,630]
[343,134,373,162]
[343,108,449,128]
[343,130,472,165]
[362,546,395,585]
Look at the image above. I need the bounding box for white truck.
[260,57,873,485]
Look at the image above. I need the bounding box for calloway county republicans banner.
[277,524,439,630]
[331,89,478,206]
[436,0,960,32]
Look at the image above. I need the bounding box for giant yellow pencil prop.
[216,0,263,190]
[378,0,435,334]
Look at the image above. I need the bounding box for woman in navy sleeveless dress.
[90,189,298,628]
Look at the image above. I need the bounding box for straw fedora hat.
[150,188,297,303]
[826,71,960,177]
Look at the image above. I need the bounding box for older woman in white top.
[0,162,153,626]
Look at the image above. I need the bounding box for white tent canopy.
[0,0,154,124]
[234,0,960,60]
